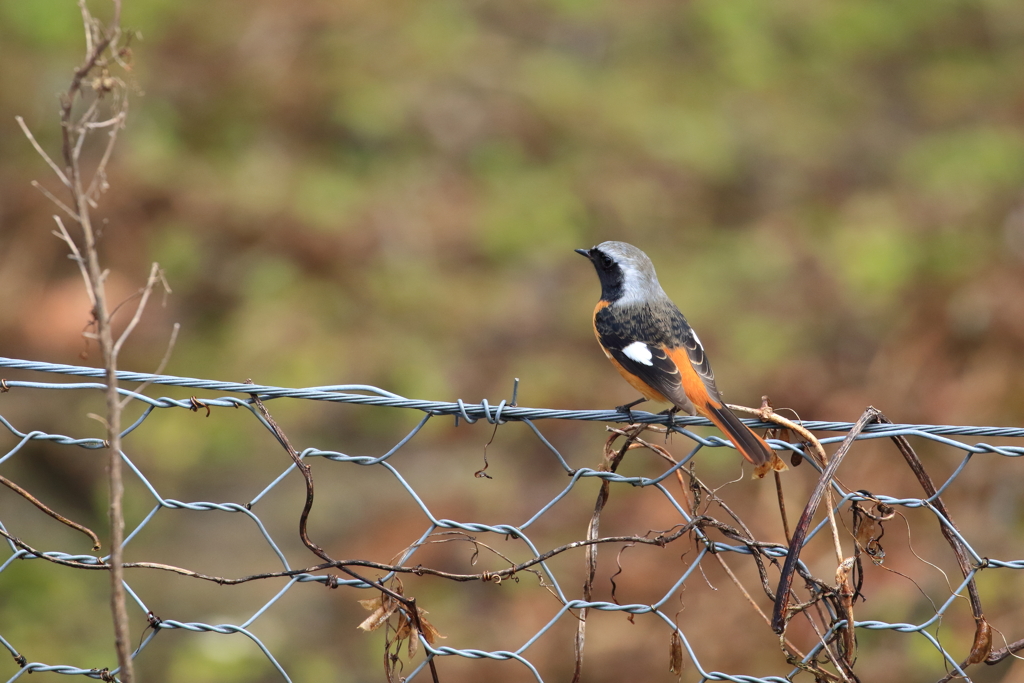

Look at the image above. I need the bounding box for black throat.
[583,248,625,303]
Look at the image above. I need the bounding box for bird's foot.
[658,406,680,422]
[659,406,680,441]
[615,397,648,425]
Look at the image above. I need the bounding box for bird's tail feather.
[704,404,772,466]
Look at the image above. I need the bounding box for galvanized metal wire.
[0,356,1021,682]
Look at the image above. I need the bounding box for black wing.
[676,324,723,405]
[595,307,697,415]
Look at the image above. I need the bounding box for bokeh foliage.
[2,0,1024,681]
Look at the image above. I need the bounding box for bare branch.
[53,216,98,308]
[735,400,848,610]
[48,0,134,678]
[72,97,102,165]
[771,406,881,634]
[112,262,165,359]
[0,475,100,550]
[78,0,95,57]
[120,322,180,410]
[729,401,828,467]
[0,516,706,586]
[32,181,80,222]
[987,637,1024,665]
[86,109,127,201]
[16,117,71,187]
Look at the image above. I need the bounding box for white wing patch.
[622,341,654,366]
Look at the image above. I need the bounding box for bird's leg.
[615,397,648,424]
[659,405,680,425]
[659,405,680,442]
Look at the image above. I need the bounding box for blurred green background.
[2,0,1024,681]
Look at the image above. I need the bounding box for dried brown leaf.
[402,607,446,658]
[835,557,856,586]
[395,610,413,640]
[419,612,445,644]
[967,618,992,665]
[357,596,400,633]
[358,596,383,611]
[408,630,418,659]
[360,598,446,658]
[856,516,880,548]
[669,630,684,675]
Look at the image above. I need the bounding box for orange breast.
[607,354,670,402]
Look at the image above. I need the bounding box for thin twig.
[85,109,127,202]
[729,402,828,467]
[52,216,96,307]
[775,470,792,545]
[85,114,126,129]
[248,389,325,559]
[15,116,71,187]
[72,98,101,165]
[875,413,992,679]
[732,401,846,568]
[986,637,1024,665]
[32,181,79,221]
[0,524,704,585]
[786,610,851,683]
[0,475,100,549]
[606,426,809,655]
[573,424,643,683]
[47,0,133,678]
[771,407,881,634]
[112,262,165,358]
[248,390,441,683]
[120,322,180,409]
[713,554,807,659]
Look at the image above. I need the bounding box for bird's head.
[576,241,664,305]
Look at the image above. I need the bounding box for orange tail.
[703,403,772,466]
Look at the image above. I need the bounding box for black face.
[576,246,625,302]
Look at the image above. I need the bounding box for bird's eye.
[598,253,614,269]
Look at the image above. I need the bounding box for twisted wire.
[0,357,1020,682]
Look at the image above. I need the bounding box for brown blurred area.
[2,0,1024,681]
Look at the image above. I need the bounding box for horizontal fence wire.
[0,356,1022,682]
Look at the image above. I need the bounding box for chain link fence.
[1,356,1022,683]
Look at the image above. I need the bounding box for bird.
[576,241,773,466]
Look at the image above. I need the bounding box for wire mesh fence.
[1,355,1023,683]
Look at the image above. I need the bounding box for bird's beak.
[575,248,591,258]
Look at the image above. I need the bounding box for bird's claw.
[659,406,680,427]
[614,398,647,425]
